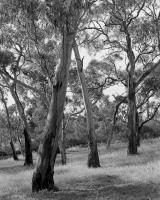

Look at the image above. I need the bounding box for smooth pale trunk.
[136,111,140,147]
[146,100,150,119]
[59,118,66,165]
[32,32,74,192]
[73,42,100,168]
[17,132,24,157]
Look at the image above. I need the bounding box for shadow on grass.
[0,165,160,199]
[24,175,160,200]
[0,163,35,175]
[114,148,160,168]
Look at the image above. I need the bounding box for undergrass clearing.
[0,139,160,200]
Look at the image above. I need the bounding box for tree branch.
[139,103,160,130]
[136,60,160,87]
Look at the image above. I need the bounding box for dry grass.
[0,139,160,200]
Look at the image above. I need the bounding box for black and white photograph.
[0,0,160,199]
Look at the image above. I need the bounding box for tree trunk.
[73,42,100,168]
[17,132,24,157]
[32,32,74,192]
[10,139,19,160]
[127,74,138,154]
[23,128,33,165]
[124,26,138,155]
[11,88,33,165]
[59,118,66,165]
[2,77,33,165]
[146,100,150,118]
[136,111,140,147]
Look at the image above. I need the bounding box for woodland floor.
[0,139,160,200]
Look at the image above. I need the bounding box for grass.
[0,138,160,199]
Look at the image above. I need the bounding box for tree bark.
[124,23,138,155]
[17,133,24,157]
[127,74,138,154]
[59,117,66,165]
[136,111,140,147]
[23,128,33,165]
[10,139,19,160]
[32,32,74,192]
[73,41,100,168]
[146,100,150,119]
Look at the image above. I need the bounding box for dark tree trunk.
[88,137,100,167]
[137,128,141,147]
[32,32,74,192]
[73,42,100,168]
[32,136,58,192]
[136,111,140,147]
[10,140,19,160]
[23,128,33,165]
[127,74,138,154]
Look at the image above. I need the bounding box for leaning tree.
[31,0,97,192]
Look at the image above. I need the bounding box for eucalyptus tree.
[69,56,113,166]
[73,43,100,167]
[0,87,18,160]
[0,50,33,165]
[31,0,97,192]
[0,0,56,165]
[84,0,160,154]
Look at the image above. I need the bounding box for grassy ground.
[0,139,160,200]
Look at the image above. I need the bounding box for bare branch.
[139,103,160,130]
[136,60,160,87]
[127,0,146,27]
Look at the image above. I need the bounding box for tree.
[73,41,100,167]
[32,0,94,192]
[0,50,33,165]
[58,114,67,165]
[0,87,19,160]
[85,0,160,154]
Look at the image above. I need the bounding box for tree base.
[24,158,33,166]
[24,162,33,166]
[32,170,59,192]
[127,138,138,155]
[13,156,19,161]
[87,144,100,168]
